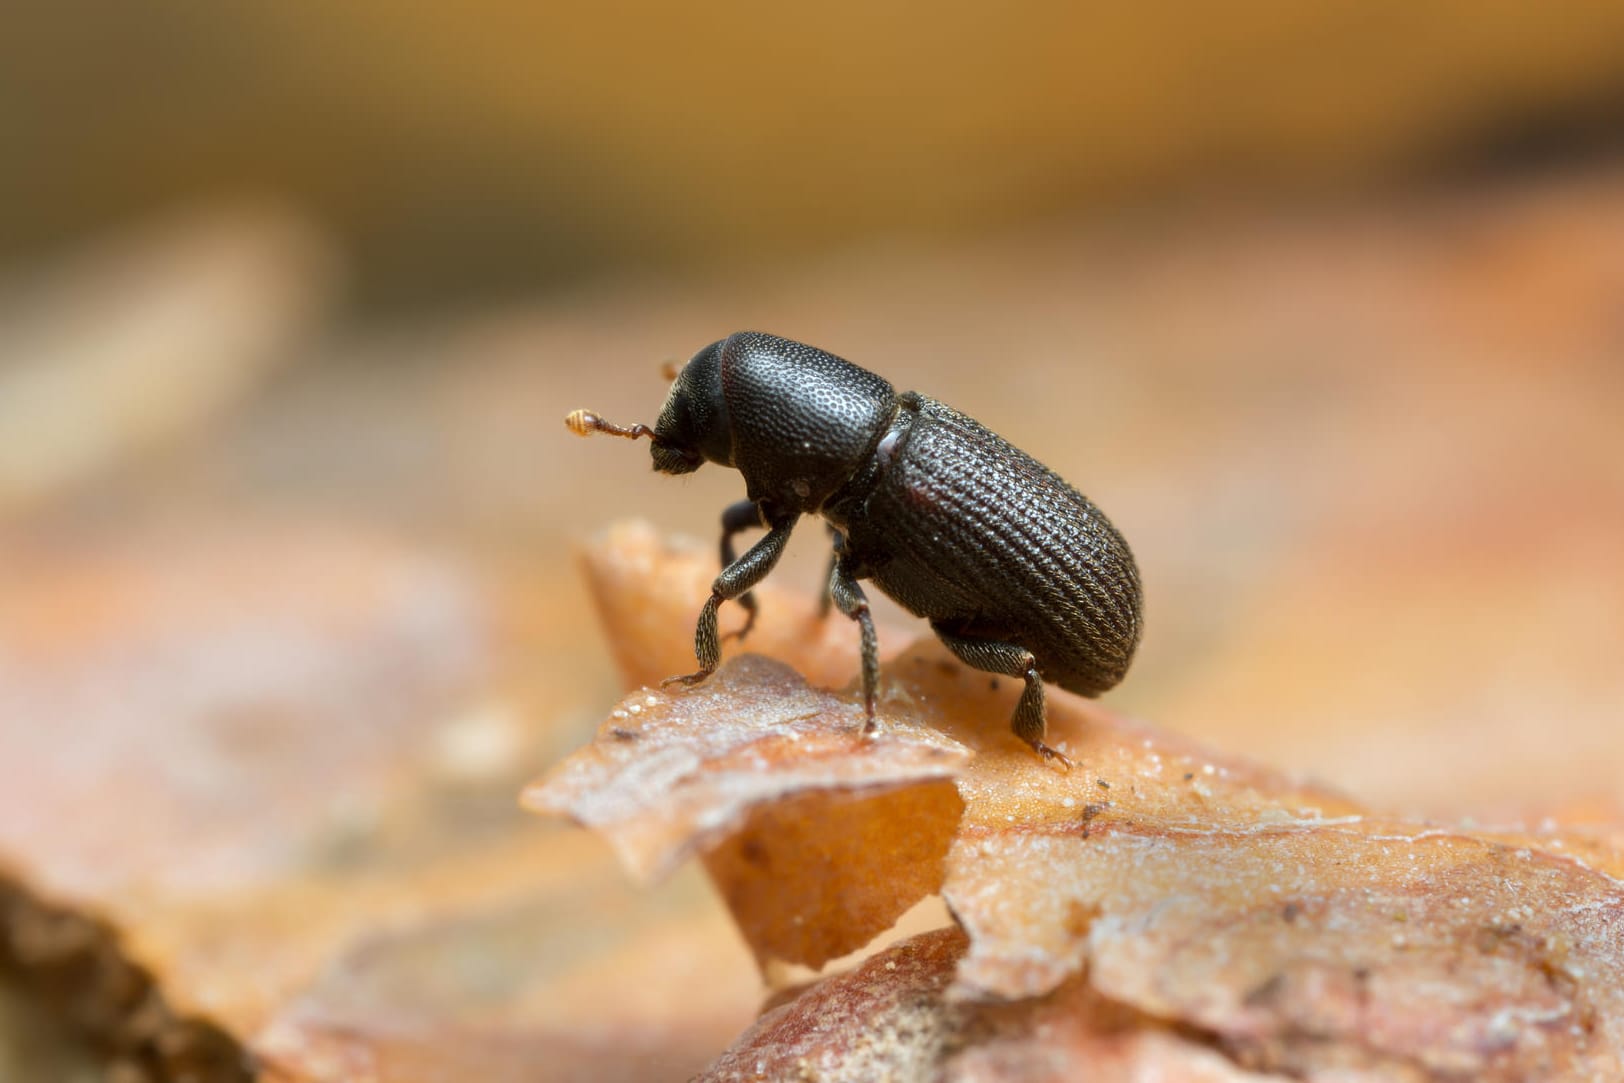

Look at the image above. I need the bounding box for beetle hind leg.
[929,624,1072,770]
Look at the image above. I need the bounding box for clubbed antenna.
[564,409,655,441]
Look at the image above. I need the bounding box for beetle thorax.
[719,333,898,514]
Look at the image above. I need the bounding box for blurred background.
[3,5,1623,1080]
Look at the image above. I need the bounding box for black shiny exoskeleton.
[565,332,1142,765]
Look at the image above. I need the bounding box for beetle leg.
[816,526,843,619]
[664,517,797,689]
[828,555,880,727]
[929,625,1073,770]
[718,499,765,643]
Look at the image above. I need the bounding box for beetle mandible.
[565,331,1142,766]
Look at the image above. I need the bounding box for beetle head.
[650,339,734,474]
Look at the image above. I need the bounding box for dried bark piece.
[912,668,1624,1077]
[552,521,1624,1082]
[702,783,964,972]
[550,520,1355,970]
[943,815,1624,1079]
[867,638,1363,1001]
[524,653,970,968]
[703,927,1284,1082]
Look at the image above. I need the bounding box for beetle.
[565,331,1142,765]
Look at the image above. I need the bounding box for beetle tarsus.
[1030,740,1074,772]
[660,670,712,689]
[688,593,724,675]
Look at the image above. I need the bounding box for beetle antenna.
[564,409,655,441]
[659,359,681,381]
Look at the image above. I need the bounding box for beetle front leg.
[828,554,880,727]
[718,499,766,643]
[665,516,797,689]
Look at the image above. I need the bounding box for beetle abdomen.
[853,394,1141,695]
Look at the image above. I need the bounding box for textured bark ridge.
[528,522,1624,1081]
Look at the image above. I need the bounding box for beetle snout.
[650,440,703,474]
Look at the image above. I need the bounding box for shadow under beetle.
[566,332,1142,767]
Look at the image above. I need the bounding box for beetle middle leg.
[827,553,880,727]
[665,516,797,689]
[718,499,766,643]
[929,623,1073,769]
[817,525,843,620]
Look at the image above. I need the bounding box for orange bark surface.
[532,524,1624,1080]
[2,172,1622,1081]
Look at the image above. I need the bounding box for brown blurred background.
[7,3,1624,306]
[3,5,1624,1080]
